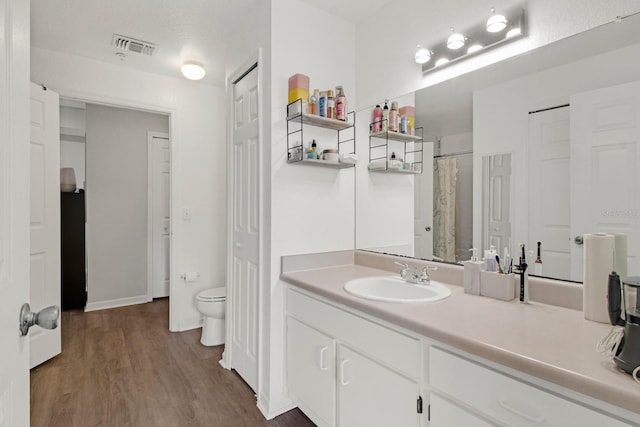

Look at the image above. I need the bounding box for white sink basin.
[344,276,451,303]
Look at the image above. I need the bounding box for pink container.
[288,73,309,91]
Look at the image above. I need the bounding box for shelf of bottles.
[368,121,424,174]
[286,98,356,169]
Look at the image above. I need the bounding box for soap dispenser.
[463,248,483,295]
[484,245,498,272]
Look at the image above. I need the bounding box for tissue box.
[480,271,516,301]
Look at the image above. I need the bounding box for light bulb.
[467,44,483,54]
[506,27,522,38]
[486,8,507,33]
[447,29,465,50]
[435,58,449,67]
[415,45,431,64]
[181,62,206,80]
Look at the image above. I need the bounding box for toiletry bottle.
[389,101,399,132]
[372,104,382,133]
[335,86,347,121]
[308,140,318,159]
[327,90,335,119]
[400,115,408,134]
[318,91,328,117]
[309,89,319,115]
[463,248,483,295]
[382,100,389,131]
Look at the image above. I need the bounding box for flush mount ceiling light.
[486,7,508,33]
[415,45,432,64]
[447,28,465,49]
[181,62,206,80]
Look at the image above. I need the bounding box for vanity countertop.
[281,262,640,418]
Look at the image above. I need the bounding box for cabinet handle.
[318,346,328,371]
[339,359,350,386]
[498,398,545,424]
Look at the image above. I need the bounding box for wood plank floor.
[30,299,315,427]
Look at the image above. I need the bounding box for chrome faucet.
[395,262,437,285]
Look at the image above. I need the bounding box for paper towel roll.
[613,233,628,279]
[583,233,615,323]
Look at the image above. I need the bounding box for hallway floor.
[30,299,314,427]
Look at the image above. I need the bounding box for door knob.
[425,226,431,232]
[19,303,60,336]
[574,235,584,246]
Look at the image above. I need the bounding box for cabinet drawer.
[287,288,420,378]
[429,347,630,426]
[430,393,494,427]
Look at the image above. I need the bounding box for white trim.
[256,394,296,420]
[52,89,181,332]
[147,131,171,301]
[84,295,150,312]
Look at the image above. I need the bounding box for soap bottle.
[308,140,318,159]
[484,245,497,272]
[372,104,382,133]
[463,248,483,295]
[382,100,389,131]
[318,91,328,117]
[389,101,399,132]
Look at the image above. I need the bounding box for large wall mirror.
[355,12,640,283]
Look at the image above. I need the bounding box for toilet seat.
[197,287,226,302]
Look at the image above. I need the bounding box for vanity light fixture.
[419,5,526,74]
[181,62,206,80]
[447,28,465,50]
[486,7,508,33]
[415,45,432,64]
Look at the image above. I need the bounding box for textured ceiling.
[31,0,261,87]
[296,0,396,23]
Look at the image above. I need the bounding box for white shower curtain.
[433,157,458,262]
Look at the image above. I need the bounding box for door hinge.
[417,396,423,414]
[428,403,431,421]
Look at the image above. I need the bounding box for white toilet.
[196,286,226,346]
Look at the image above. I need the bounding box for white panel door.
[0,0,31,424]
[338,345,420,427]
[571,81,640,280]
[149,132,170,298]
[482,154,512,252]
[528,107,571,280]
[30,83,62,368]
[230,65,259,391]
[414,142,434,259]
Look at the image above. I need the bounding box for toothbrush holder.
[480,271,516,301]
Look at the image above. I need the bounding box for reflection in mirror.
[481,153,512,257]
[356,13,640,283]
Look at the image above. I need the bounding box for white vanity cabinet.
[429,347,631,426]
[286,288,423,427]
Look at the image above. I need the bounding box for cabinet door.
[430,394,494,427]
[286,317,336,427]
[338,345,420,427]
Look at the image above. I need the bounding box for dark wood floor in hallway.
[30,298,314,427]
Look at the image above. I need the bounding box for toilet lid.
[197,286,226,301]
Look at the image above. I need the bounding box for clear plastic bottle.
[309,89,319,115]
[335,86,348,121]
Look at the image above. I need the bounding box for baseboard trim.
[219,351,231,370]
[85,295,150,312]
[257,393,295,420]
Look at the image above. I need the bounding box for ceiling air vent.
[112,34,158,56]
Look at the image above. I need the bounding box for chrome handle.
[318,346,328,371]
[339,359,350,386]
[498,398,545,424]
[19,303,60,336]
[574,235,584,245]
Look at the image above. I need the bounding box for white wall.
[473,41,640,256]
[31,47,227,330]
[355,0,640,109]
[84,104,168,308]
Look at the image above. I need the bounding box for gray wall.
[86,104,169,305]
